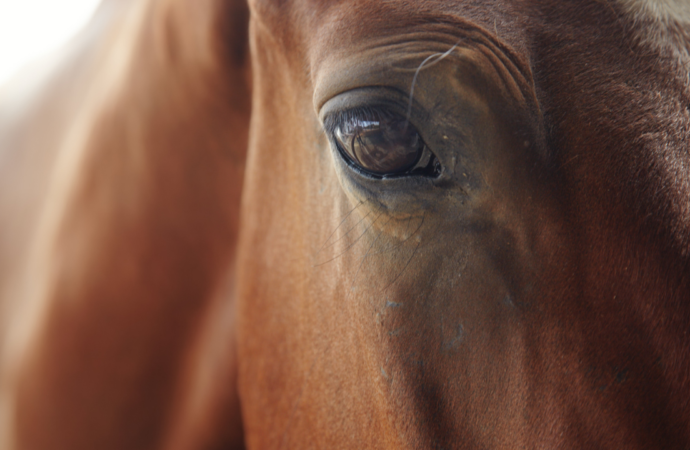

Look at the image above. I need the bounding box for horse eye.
[333,112,425,175]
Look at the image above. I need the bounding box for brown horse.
[0,0,688,448]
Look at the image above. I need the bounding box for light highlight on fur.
[617,0,690,64]
[618,0,690,22]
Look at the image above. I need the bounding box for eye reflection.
[333,111,425,175]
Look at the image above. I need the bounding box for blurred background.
[0,0,101,85]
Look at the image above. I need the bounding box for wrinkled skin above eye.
[333,111,424,175]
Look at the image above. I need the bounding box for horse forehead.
[245,0,690,118]
[245,0,673,80]
[247,0,531,50]
[247,0,688,30]
[246,0,689,50]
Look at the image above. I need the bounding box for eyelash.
[323,105,397,136]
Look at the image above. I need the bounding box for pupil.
[335,113,424,175]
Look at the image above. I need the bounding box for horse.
[0,0,688,448]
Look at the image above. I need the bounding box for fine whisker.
[313,211,383,267]
[406,40,463,123]
[371,214,424,256]
[349,214,394,291]
[321,208,373,252]
[382,213,426,291]
[319,200,367,252]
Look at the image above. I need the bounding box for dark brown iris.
[334,114,424,175]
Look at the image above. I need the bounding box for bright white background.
[0,0,102,85]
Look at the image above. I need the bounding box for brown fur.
[0,0,688,448]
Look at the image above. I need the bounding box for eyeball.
[333,111,424,175]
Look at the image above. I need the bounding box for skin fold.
[0,0,688,449]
